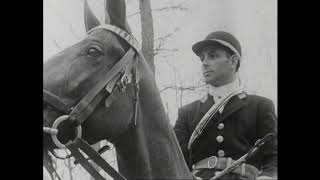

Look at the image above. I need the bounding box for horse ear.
[106,0,132,33]
[84,0,100,32]
[124,18,132,34]
[104,0,111,25]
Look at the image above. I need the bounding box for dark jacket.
[173,93,277,177]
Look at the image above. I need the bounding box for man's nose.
[202,57,210,67]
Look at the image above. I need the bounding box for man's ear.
[229,54,240,71]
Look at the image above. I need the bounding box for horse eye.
[87,45,103,58]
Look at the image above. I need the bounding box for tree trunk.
[139,0,155,75]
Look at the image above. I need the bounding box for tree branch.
[155,28,180,42]
[153,48,179,56]
[152,5,188,12]
[160,85,207,93]
[128,4,188,18]
[53,40,62,50]
[155,48,179,51]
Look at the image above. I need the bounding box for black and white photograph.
[43,0,277,179]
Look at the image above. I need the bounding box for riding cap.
[192,31,242,60]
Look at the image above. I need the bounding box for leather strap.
[68,48,136,125]
[188,88,245,149]
[67,138,127,180]
[192,156,259,179]
[43,89,72,114]
[67,142,105,180]
[43,48,136,128]
[86,24,141,53]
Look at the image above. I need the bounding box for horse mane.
[112,53,192,179]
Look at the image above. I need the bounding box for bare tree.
[139,0,155,74]
[136,1,188,75]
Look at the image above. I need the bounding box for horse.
[43,0,193,179]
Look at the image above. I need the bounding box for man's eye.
[209,53,217,58]
[87,45,103,58]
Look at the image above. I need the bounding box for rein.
[43,24,141,180]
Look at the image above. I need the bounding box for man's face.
[200,45,235,86]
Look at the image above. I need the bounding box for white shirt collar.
[200,80,241,113]
[209,80,240,103]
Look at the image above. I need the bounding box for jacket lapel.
[191,95,214,129]
[215,95,247,125]
[200,95,214,115]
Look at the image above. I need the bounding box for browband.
[86,24,141,53]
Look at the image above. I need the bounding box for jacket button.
[216,135,224,143]
[218,150,225,157]
[217,123,224,130]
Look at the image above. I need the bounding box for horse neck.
[114,59,192,179]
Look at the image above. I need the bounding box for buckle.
[117,65,132,92]
[208,156,218,169]
[119,73,131,91]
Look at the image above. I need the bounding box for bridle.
[43,24,141,180]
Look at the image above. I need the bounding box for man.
[173,31,277,179]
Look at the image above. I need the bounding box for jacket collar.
[200,94,214,114]
[199,93,247,125]
[216,94,247,124]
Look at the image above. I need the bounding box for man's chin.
[207,81,226,87]
[204,78,217,86]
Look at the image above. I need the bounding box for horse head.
[43,0,136,148]
[43,0,192,179]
